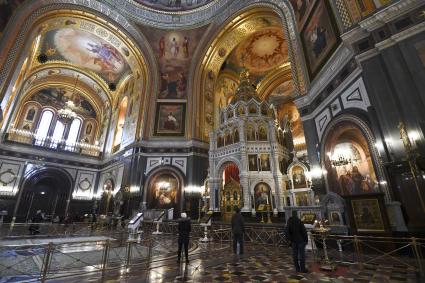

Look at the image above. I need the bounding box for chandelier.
[330,155,352,167]
[58,101,77,124]
[58,75,79,124]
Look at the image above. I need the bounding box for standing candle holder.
[313,219,335,271]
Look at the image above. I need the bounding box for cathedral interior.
[1,0,425,282]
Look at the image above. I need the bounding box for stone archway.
[15,167,73,222]
[144,166,185,219]
[320,115,389,201]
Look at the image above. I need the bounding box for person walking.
[231,206,244,255]
[286,211,309,273]
[177,212,191,263]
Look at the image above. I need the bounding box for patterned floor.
[55,242,421,283]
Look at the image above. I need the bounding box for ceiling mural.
[139,25,208,100]
[222,27,288,86]
[41,28,130,84]
[30,87,97,118]
[268,80,295,100]
[133,0,214,11]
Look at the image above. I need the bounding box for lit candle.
[266,195,269,205]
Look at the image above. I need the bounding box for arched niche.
[321,116,386,199]
[191,3,307,141]
[0,6,156,149]
[145,168,185,217]
[287,161,310,190]
[15,167,74,222]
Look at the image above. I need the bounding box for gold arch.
[16,81,103,125]
[256,62,292,100]
[6,9,150,141]
[25,62,111,104]
[192,6,301,141]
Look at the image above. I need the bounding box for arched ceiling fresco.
[40,27,131,85]
[132,0,215,11]
[29,87,97,118]
[220,27,289,85]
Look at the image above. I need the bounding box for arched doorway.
[146,171,182,217]
[220,163,241,221]
[17,169,72,222]
[322,120,379,197]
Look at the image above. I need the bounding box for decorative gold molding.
[195,7,296,141]
[257,62,292,100]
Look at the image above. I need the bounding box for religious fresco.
[223,27,288,84]
[140,26,208,99]
[248,154,258,171]
[29,87,96,118]
[154,103,186,136]
[41,28,130,84]
[259,154,271,171]
[277,102,304,144]
[148,173,178,210]
[292,165,307,189]
[351,198,385,232]
[301,0,340,78]
[254,183,271,210]
[289,0,316,30]
[343,0,392,24]
[0,0,24,37]
[134,0,213,11]
[268,80,295,100]
[329,143,378,196]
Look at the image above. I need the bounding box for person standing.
[177,212,191,263]
[286,211,308,273]
[231,206,244,255]
[29,210,44,235]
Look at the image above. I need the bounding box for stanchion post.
[40,242,54,283]
[411,237,424,276]
[101,239,110,276]
[353,236,363,270]
[125,240,132,269]
[146,237,153,269]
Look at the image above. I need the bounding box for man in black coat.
[286,211,308,273]
[231,206,244,255]
[177,212,191,263]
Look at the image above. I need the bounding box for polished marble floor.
[52,242,420,283]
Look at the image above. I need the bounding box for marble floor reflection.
[51,242,419,283]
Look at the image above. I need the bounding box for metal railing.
[4,128,101,157]
[2,221,424,281]
[0,231,176,282]
[309,233,425,276]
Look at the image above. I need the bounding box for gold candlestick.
[267,205,272,224]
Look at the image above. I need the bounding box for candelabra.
[313,219,334,271]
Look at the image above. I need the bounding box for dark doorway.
[17,170,71,222]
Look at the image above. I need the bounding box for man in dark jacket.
[286,211,308,273]
[177,212,191,263]
[29,210,44,235]
[231,206,244,255]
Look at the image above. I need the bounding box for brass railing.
[4,128,101,157]
[0,232,176,282]
[309,233,425,276]
[2,221,423,281]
